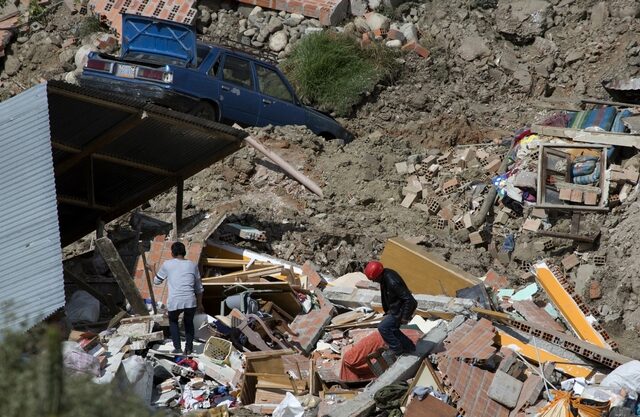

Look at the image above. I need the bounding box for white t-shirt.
[154,258,203,311]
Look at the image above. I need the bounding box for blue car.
[80,14,353,141]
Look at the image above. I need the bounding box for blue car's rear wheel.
[190,101,220,122]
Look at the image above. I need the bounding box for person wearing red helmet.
[363,260,418,356]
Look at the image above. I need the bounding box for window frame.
[254,63,296,104]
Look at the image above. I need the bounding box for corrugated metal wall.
[0,83,65,331]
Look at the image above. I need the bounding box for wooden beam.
[57,195,112,211]
[531,124,640,148]
[64,266,121,315]
[52,142,176,176]
[95,237,149,316]
[202,258,272,268]
[55,113,143,175]
[202,265,285,283]
[174,177,183,240]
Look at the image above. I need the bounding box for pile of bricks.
[87,0,197,36]
[395,144,505,244]
[133,235,203,304]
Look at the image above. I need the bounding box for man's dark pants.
[168,307,196,351]
[378,314,415,355]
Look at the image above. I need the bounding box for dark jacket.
[379,268,417,322]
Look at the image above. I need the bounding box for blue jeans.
[378,314,415,355]
[168,307,196,351]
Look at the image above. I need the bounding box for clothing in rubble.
[153,242,204,354]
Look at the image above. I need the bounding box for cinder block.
[442,178,459,194]
[469,231,485,245]
[570,189,583,203]
[561,253,580,270]
[395,161,408,174]
[559,188,572,201]
[488,370,523,408]
[593,255,606,266]
[584,192,598,206]
[522,218,542,232]
[531,208,546,218]
[463,213,473,229]
[484,158,501,173]
[401,193,417,208]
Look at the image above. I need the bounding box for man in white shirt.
[153,242,204,355]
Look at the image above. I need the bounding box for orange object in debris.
[534,263,610,349]
[340,329,422,382]
[537,390,609,417]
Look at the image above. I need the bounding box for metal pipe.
[236,126,324,197]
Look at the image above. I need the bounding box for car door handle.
[262,99,273,105]
[221,85,230,91]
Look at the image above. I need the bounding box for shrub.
[0,324,161,417]
[282,31,399,116]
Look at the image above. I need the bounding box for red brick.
[303,3,319,15]
[386,28,404,42]
[484,269,508,290]
[589,281,602,300]
[373,28,386,39]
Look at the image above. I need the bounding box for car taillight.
[137,68,173,83]
[85,58,113,73]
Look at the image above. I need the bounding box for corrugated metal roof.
[0,83,65,331]
[46,81,247,245]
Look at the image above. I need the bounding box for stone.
[268,30,288,52]
[400,23,418,42]
[590,2,609,28]
[58,48,76,65]
[368,0,381,10]
[354,16,371,32]
[565,50,583,65]
[64,71,79,84]
[458,36,491,61]
[488,370,524,408]
[350,0,367,17]
[265,16,284,34]
[199,9,212,27]
[74,44,97,70]
[365,12,390,32]
[285,13,304,26]
[386,39,402,48]
[575,264,594,295]
[4,55,20,76]
[495,0,553,45]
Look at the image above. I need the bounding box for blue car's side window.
[255,65,294,103]
[221,55,254,90]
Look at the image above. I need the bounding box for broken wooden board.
[380,238,480,297]
[95,237,149,316]
[531,124,640,148]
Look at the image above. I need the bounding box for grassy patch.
[282,31,399,116]
[78,15,105,39]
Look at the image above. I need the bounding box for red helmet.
[364,261,384,280]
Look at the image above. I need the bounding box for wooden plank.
[254,389,286,405]
[202,266,285,283]
[95,237,149,316]
[202,258,272,268]
[531,124,640,148]
[380,238,480,297]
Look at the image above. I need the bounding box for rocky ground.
[4,0,640,355]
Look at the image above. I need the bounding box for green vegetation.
[282,31,400,116]
[78,15,105,38]
[28,0,46,22]
[0,324,158,417]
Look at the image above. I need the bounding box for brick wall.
[133,235,203,305]
[88,0,197,37]
[236,0,348,26]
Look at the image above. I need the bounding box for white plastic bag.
[66,290,100,323]
[601,360,640,393]
[273,392,304,417]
